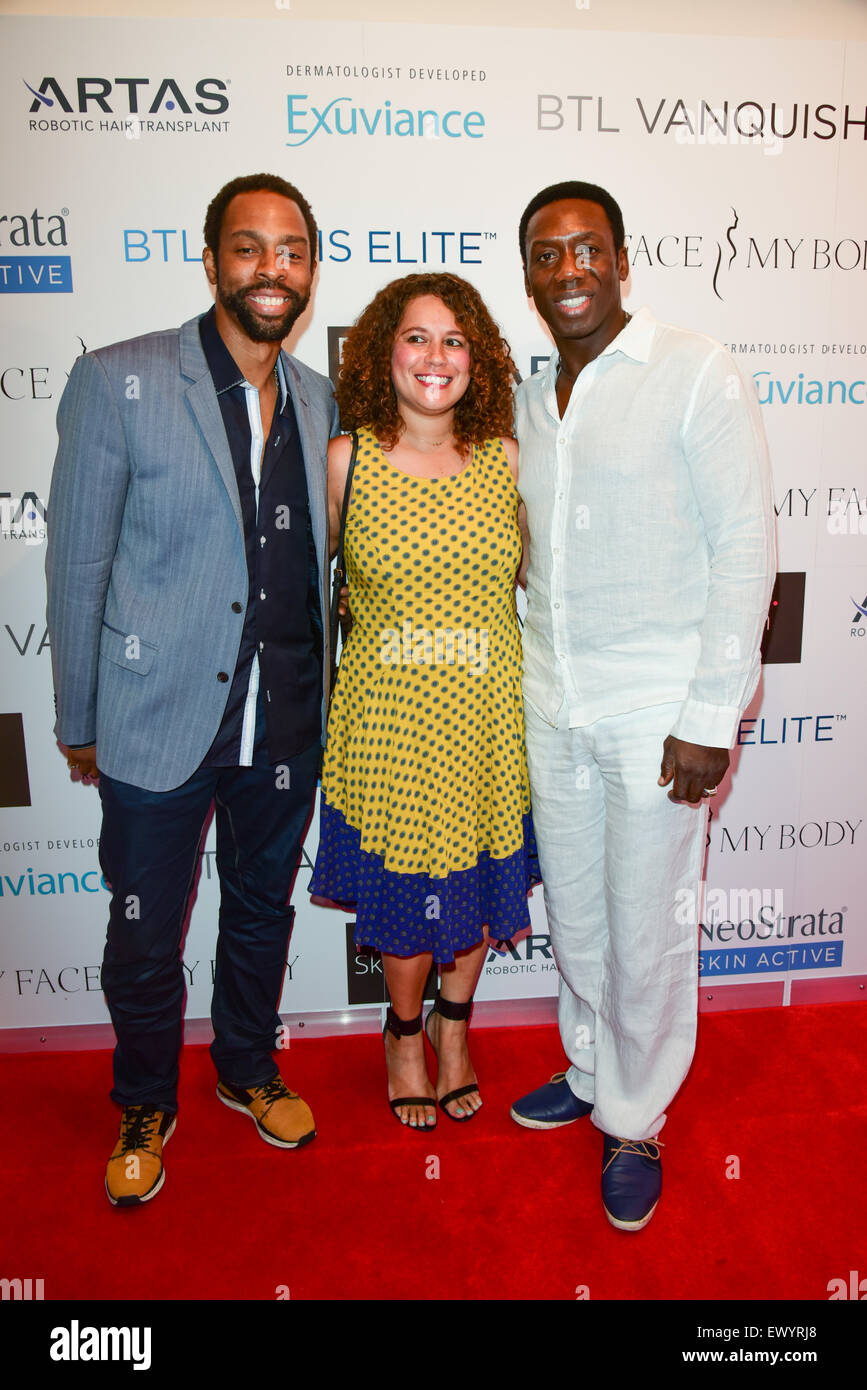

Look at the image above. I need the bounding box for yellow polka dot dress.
[310,427,539,963]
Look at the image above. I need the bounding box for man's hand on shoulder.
[658,735,728,805]
[61,743,100,783]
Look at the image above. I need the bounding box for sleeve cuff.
[670,698,741,750]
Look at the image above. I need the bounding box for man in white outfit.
[510,181,776,1230]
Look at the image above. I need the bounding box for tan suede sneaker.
[216,1076,316,1149]
[105,1105,176,1207]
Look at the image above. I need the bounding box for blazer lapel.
[179,317,244,537]
[282,352,328,567]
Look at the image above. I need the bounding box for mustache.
[244,281,299,299]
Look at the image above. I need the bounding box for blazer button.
[231,601,242,613]
[217,671,229,683]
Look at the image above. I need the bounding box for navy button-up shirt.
[198,307,322,766]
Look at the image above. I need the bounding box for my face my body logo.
[626,205,867,302]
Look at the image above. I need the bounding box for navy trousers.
[98,737,320,1113]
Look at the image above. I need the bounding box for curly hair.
[335,273,516,450]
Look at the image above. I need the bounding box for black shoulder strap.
[329,430,359,697]
[335,429,359,574]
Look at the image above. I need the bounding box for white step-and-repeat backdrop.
[1,16,865,1032]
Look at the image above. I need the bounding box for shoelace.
[119,1106,162,1153]
[602,1137,665,1173]
[252,1077,296,1107]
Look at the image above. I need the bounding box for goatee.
[217,278,310,343]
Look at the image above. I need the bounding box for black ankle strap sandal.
[384,1005,423,1038]
[428,993,474,1023]
[424,993,480,1123]
[382,1006,436,1129]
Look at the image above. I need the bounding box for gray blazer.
[45,314,338,792]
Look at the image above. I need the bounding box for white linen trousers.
[525,697,709,1140]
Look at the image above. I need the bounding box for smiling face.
[203,189,314,344]
[390,294,472,420]
[523,198,629,355]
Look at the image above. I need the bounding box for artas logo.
[0,489,47,543]
[24,75,229,136]
[850,592,867,638]
[0,207,71,294]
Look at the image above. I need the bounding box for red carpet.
[2,1004,864,1302]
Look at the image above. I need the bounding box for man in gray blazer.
[46,173,338,1206]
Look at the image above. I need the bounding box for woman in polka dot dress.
[310,273,539,1130]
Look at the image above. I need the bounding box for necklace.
[402,429,453,451]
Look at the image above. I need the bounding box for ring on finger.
[703,786,718,796]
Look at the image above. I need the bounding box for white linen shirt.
[515,306,776,750]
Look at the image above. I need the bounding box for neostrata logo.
[286,94,484,146]
[24,76,229,115]
[0,208,71,293]
[698,901,846,975]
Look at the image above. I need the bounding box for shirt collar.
[199,304,288,409]
[605,304,656,362]
[542,303,657,385]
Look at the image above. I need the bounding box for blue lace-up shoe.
[601,1133,663,1230]
[510,1072,594,1129]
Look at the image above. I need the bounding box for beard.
[216,276,310,343]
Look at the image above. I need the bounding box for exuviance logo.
[286,94,485,146]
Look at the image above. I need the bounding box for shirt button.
[260,589,266,600]
[558,653,566,662]
[231,601,242,613]
[259,642,264,652]
[260,536,266,547]
[217,671,229,683]
[553,547,560,555]
[554,602,561,609]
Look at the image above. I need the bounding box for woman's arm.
[327,433,354,560]
[501,436,530,589]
